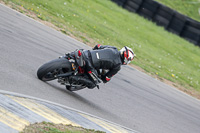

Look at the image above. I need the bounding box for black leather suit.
[70,45,123,88]
[87,45,122,78]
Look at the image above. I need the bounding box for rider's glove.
[101,75,111,83]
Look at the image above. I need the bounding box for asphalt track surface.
[0,4,200,133]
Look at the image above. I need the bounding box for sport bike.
[37,50,103,91]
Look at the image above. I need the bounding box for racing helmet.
[120,46,134,65]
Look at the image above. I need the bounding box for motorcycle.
[37,49,103,91]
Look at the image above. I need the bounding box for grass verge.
[1,0,200,99]
[20,122,105,133]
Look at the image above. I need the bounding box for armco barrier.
[112,0,200,46]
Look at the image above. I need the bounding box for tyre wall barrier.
[111,0,200,46]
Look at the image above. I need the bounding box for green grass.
[155,0,200,22]
[20,122,105,133]
[3,0,200,93]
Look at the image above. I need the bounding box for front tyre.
[37,58,72,81]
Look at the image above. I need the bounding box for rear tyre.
[37,58,72,81]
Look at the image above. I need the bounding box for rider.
[69,44,135,88]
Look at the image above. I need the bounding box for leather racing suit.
[70,44,123,88]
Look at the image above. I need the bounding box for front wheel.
[37,58,72,81]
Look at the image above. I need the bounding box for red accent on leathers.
[106,77,110,81]
[97,44,101,48]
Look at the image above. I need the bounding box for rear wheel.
[37,58,72,81]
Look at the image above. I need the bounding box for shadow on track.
[45,82,119,119]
